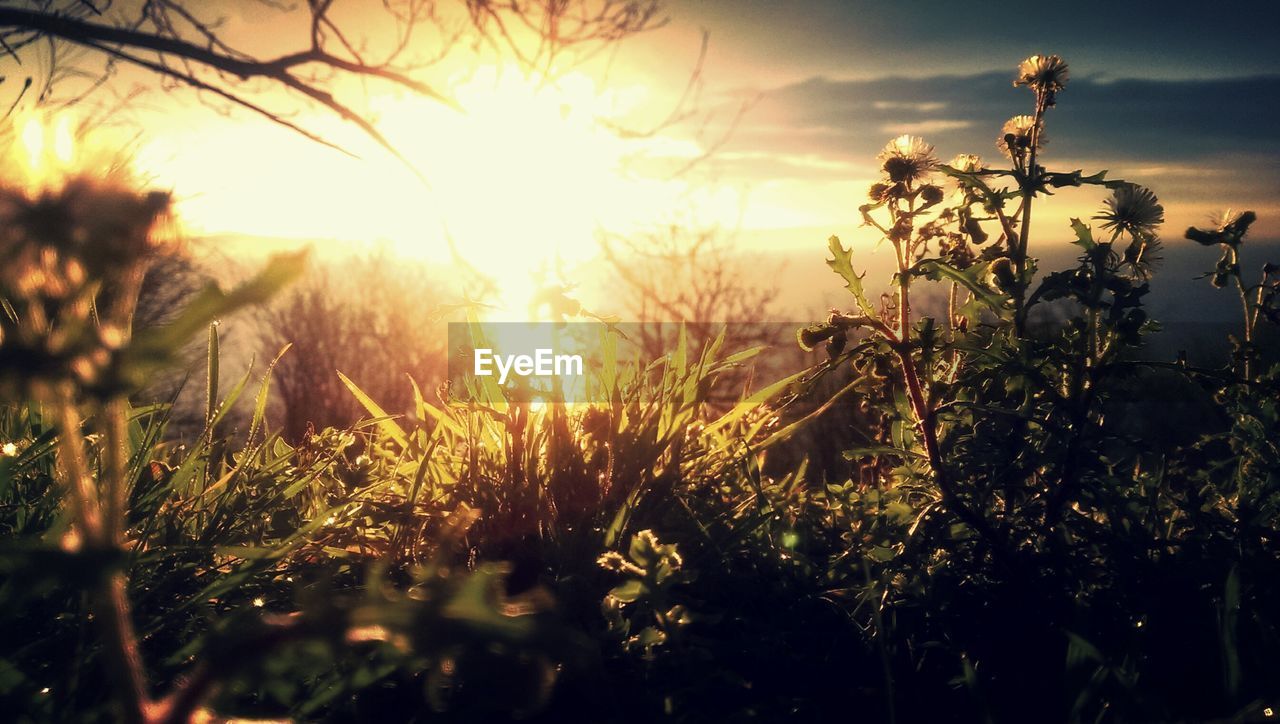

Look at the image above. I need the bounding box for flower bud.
[986,257,1017,291]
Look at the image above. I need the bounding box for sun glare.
[9,114,79,189]
[367,66,691,317]
[136,64,720,320]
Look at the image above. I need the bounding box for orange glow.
[9,114,79,189]
[368,66,669,315]
[134,64,744,318]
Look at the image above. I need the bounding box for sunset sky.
[654,0,1280,238]
[4,0,1278,317]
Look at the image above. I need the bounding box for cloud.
[675,1,1280,82]
[742,72,1279,157]
[705,71,1280,214]
[881,119,972,135]
[873,101,948,112]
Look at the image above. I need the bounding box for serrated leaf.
[827,235,876,317]
[1070,218,1096,251]
[913,258,1009,314]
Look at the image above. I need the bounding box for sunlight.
[9,113,79,190]
[366,65,689,317]
[135,63,724,319]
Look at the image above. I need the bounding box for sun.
[364,65,687,317]
[133,63,709,320]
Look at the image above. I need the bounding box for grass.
[2,54,1280,723]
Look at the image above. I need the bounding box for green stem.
[52,388,151,723]
[1232,249,1254,380]
[1014,96,1048,334]
[102,397,130,545]
[53,387,103,543]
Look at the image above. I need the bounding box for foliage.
[775,54,1280,723]
[261,250,449,442]
[3,54,1280,724]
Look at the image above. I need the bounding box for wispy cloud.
[705,72,1280,222]
[881,119,972,135]
[873,101,948,112]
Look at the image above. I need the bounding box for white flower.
[996,115,1044,158]
[1015,54,1070,94]
[948,154,985,173]
[877,135,937,183]
[1095,184,1164,238]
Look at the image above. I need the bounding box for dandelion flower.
[1015,54,1070,95]
[868,182,894,201]
[996,115,1043,158]
[1095,184,1164,239]
[878,135,937,184]
[948,154,985,173]
[1185,209,1256,246]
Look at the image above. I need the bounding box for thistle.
[1095,184,1164,240]
[996,115,1044,159]
[877,135,937,184]
[1014,54,1070,105]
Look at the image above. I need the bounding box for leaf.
[609,580,648,603]
[127,251,307,373]
[842,445,925,461]
[208,365,253,431]
[636,626,667,647]
[1070,218,1096,251]
[248,345,291,445]
[913,258,1009,314]
[1065,631,1105,667]
[868,545,895,562]
[826,235,877,318]
[707,367,808,434]
[720,345,763,366]
[757,373,866,449]
[465,308,507,408]
[339,371,409,449]
[442,565,536,640]
[205,323,219,429]
[410,377,465,438]
[0,457,14,498]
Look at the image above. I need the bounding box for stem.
[53,387,103,543]
[91,573,151,724]
[52,388,151,723]
[885,193,1007,561]
[896,342,1010,564]
[1232,248,1254,380]
[896,189,916,342]
[862,559,897,724]
[102,397,130,545]
[892,192,934,469]
[1014,96,1048,334]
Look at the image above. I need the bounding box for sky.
[670,0,1280,82]
[656,0,1280,236]
[3,0,1278,318]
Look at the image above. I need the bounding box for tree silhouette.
[0,0,665,162]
